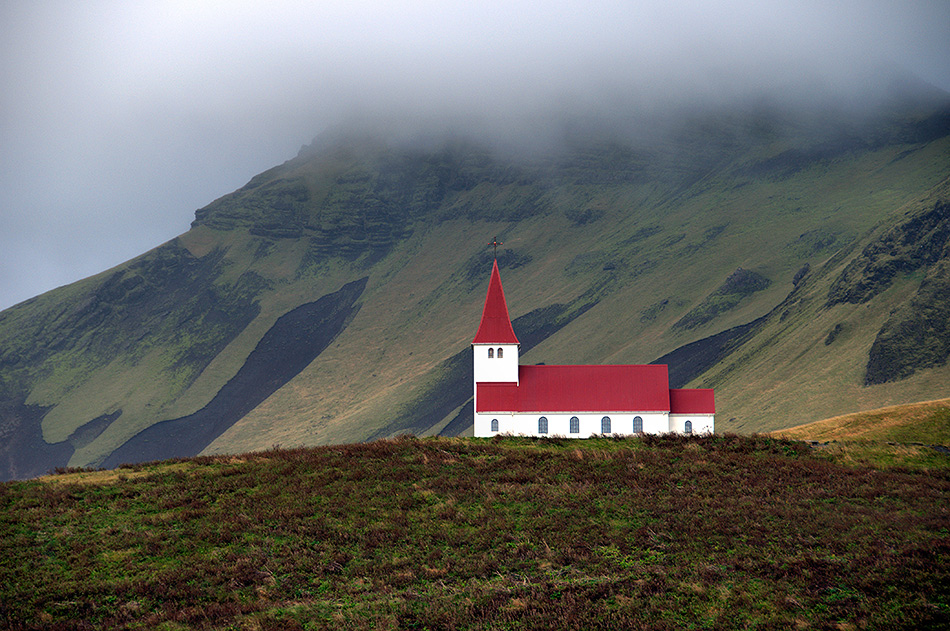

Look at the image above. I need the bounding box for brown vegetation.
[1,434,948,629]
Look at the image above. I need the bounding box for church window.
[497,347,503,358]
[487,348,494,358]
[633,416,643,433]
[569,416,580,434]
[538,416,548,434]
[601,416,611,434]
[685,420,693,434]
[491,418,499,432]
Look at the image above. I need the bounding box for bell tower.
[472,259,520,387]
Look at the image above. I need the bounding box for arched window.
[538,416,548,434]
[633,416,643,433]
[569,416,580,434]
[684,420,693,434]
[491,418,499,432]
[497,347,503,358]
[487,348,494,358]
[601,416,611,434]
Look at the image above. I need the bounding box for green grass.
[807,441,950,472]
[2,435,947,630]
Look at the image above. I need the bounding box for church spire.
[472,259,520,345]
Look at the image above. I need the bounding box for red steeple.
[472,260,520,345]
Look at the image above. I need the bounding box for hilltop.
[775,398,950,444]
[1,435,947,629]
[1,81,949,478]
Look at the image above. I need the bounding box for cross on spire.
[489,237,503,259]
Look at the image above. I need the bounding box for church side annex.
[473,259,714,437]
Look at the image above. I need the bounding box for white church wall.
[475,411,672,438]
[473,413,499,437]
[472,344,519,384]
[641,413,671,435]
[670,414,715,435]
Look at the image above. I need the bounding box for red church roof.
[669,388,716,414]
[472,260,520,345]
[477,364,672,413]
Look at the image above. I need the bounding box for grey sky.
[2,0,948,310]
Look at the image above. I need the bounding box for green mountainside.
[1,435,947,629]
[1,87,949,479]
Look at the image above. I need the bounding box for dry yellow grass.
[37,462,197,486]
[773,397,950,444]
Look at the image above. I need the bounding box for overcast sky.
[2,1,948,311]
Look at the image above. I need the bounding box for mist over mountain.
[295,66,948,162]
[3,0,949,310]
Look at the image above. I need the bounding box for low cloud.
[1,0,948,309]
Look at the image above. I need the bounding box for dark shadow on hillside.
[438,398,474,437]
[672,268,771,331]
[0,406,128,481]
[653,316,765,388]
[0,402,71,481]
[101,277,368,469]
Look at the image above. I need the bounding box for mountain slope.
[1,88,949,478]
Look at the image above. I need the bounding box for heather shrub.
[1,435,946,629]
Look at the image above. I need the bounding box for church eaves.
[472,260,520,345]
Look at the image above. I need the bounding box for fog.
[2,0,948,310]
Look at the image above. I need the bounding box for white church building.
[473,260,715,438]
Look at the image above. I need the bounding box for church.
[473,260,714,437]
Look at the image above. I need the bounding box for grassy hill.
[1,84,950,478]
[774,398,950,443]
[1,435,947,630]
[770,398,950,471]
